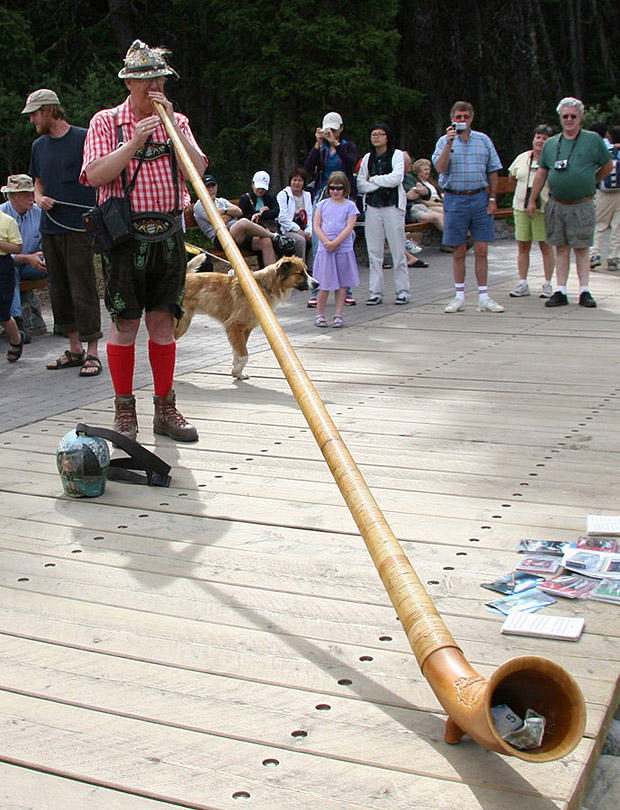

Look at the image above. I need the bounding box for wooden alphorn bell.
[154,102,586,761]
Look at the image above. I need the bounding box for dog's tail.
[187,253,211,274]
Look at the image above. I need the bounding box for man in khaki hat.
[0,174,46,331]
[81,40,207,442]
[23,88,102,375]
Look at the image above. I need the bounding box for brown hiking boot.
[114,394,138,441]
[153,389,198,442]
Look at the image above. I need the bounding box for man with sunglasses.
[527,97,612,308]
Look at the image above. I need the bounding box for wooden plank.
[0,636,596,801]
[0,690,578,809]
[0,761,189,810]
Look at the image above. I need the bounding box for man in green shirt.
[528,97,612,308]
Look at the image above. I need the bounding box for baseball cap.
[1,174,35,194]
[252,171,270,190]
[322,111,343,131]
[203,174,217,186]
[21,89,61,114]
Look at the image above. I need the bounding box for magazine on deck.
[501,611,585,641]
[517,539,569,556]
[576,536,618,553]
[586,515,620,536]
[538,573,598,599]
[589,578,620,604]
[486,589,557,616]
[515,555,561,575]
[481,571,545,596]
[563,549,620,579]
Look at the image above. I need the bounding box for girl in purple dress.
[312,171,360,328]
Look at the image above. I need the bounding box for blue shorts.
[443,190,495,246]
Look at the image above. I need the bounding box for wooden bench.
[19,278,47,293]
[404,175,516,238]
[184,200,256,263]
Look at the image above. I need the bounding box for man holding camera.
[433,101,504,313]
[527,97,612,308]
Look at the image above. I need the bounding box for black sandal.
[79,355,103,378]
[7,331,25,363]
[46,349,86,370]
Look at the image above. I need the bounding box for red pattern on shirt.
[80,96,206,213]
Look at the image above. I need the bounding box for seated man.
[193,175,294,266]
[0,174,47,327]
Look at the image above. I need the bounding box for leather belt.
[443,188,485,196]
[550,195,594,205]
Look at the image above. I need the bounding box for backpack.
[603,146,620,190]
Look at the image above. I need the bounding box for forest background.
[1,0,619,196]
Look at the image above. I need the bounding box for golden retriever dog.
[176,255,318,380]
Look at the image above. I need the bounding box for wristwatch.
[489,197,496,202]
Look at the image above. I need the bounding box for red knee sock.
[106,342,135,396]
[148,339,176,398]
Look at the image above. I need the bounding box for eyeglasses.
[453,114,472,120]
[562,113,578,120]
[329,185,345,191]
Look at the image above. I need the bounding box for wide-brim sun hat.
[1,174,35,194]
[118,39,179,80]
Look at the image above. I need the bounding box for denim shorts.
[443,190,495,246]
[544,198,595,248]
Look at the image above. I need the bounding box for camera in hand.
[452,121,468,132]
[553,159,569,171]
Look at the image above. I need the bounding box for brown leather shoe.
[153,389,198,442]
[114,394,138,441]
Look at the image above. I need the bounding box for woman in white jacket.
[356,123,409,305]
[276,168,313,265]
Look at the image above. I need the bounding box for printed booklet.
[586,515,620,536]
[517,539,570,556]
[515,555,561,575]
[589,578,620,604]
[486,589,557,616]
[539,573,598,599]
[501,611,585,641]
[563,549,620,580]
[576,536,618,553]
[481,571,545,596]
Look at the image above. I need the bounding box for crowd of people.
[2,37,618,444]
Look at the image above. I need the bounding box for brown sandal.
[46,349,85,370]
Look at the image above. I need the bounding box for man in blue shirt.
[23,88,102,376]
[0,174,46,326]
[433,101,504,313]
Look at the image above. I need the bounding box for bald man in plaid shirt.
[81,40,207,443]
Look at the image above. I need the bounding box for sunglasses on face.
[562,113,578,120]
[329,185,345,190]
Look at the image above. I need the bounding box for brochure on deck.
[586,515,620,536]
[481,571,545,596]
[563,549,620,579]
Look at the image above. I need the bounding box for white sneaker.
[445,297,465,313]
[509,282,530,297]
[540,281,553,298]
[477,297,504,313]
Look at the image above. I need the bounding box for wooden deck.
[1,269,620,809]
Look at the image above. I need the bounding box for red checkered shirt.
[80,96,206,213]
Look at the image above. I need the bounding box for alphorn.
[155,102,586,762]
